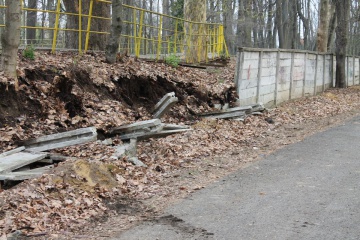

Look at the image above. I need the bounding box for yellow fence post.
[133,9,137,56]
[157,15,163,60]
[136,10,144,57]
[15,2,228,60]
[173,19,178,55]
[85,0,94,52]
[78,0,82,53]
[186,22,192,63]
[51,0,61,53]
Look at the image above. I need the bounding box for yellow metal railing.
[0,0,228,63]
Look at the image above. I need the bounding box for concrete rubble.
[0,91,263,185]
[0,92,187,184]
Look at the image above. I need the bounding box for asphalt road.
[114,115,360,240]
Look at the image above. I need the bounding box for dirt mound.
[0,55,236,149]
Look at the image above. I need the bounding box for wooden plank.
[153,97,178,119]
[24,127,97,152]
[0,166,52,181]
[0,152,48,173]
[109,119,161,135]
[0,146,25,158]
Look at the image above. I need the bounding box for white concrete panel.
[240,79,258,90]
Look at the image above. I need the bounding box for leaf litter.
[1,52,360,238]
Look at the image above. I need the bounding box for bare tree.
[184,0,207,62]
[0,0,21,89]
[317,0,331,52]
[26,0,37,45]
[334,0,350,88]
[106,0,123,63]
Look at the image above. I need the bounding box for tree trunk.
[326,4,336,52]
[26,0,37,45]
[0,0,21,89]
[106,0,123,63]
[275,0,284,48]
[334,0,350,88]
[62,0,111,50]
[296,0,310,50]
[184,0,207,63]
[317,0,330,52]
[223,0,235,54]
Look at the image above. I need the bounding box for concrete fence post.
[322,54,326,92]
[314,54,319,96]
[303,52,308,97]
[346,56,349,87]
[353,56,355,86]
[274,50,280,105]
[331,54,336,87]
[256,51,263,103]
[289,52,294,100]
[236,50,245,103]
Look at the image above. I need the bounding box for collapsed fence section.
[235,48,360,107]
[0,1,228,63]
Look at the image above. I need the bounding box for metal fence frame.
[0,0,228,63]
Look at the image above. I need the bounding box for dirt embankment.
[2,52,360,238]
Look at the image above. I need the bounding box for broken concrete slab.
[119,125,164,140]
[128,157,147,167]
[199,106,252,117]
[251,103,265,112]
[0,152,48,173]
[109,119,162,135]
[0,147,25,158]
[0,166,53,181]
[162,124,191,130]
[153,92,175,113]
[204,111,246,120]
[24,127,97,152]
[153,93,178,119]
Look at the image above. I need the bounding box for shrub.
[23,45,35,60]
[164,54,180,68]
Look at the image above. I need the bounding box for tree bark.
[62,0,111,50]
[0,0,21,89]
[26,0,37,45]
[317,0,330,52]
[184,0,207,63]
[334,0,350,88]
[105,0,123,63]
[223,0,235,54]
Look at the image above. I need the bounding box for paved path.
[113,115,360,240]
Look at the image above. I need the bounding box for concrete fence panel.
[235,48,360,107]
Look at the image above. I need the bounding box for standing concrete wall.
[234,48,360,107]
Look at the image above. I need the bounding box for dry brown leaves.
[1,52,360,236]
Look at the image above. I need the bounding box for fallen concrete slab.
[0,152,48,173]
[153,92,178,119]
[162,124,191,130]
[24,127,97,152]
[0,166,52,181]
[109,119,161,135]
[204,111,246,120]
[153,92,175,113]
[0,147,26,158]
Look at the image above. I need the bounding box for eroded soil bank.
[1,52,360,238]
